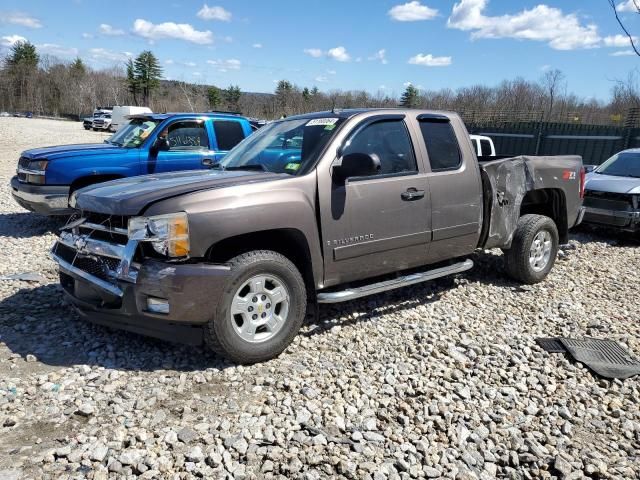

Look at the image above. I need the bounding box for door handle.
[202,158,214,167]
[401,188,425,201]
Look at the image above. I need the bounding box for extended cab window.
[213,120,245,151]
[164,121,209,150]
[344,119,417,176]
[419,120,461,171]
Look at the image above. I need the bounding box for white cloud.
[369,49,388,64]
[447,0,601,50]
[99,23,125,36]
[165,59,174,64]
[379,85,387,90]
[132,19,213,44]
[304,46,351,62]
[327,69,337,75]
[82,32,93,39]
[611,50,637,56]
[89,48,131,63]
[304,48,324,58]
[604,34,637,48]
[38,43,79,57]
[184,61,197,67]
[252,43,263,48]
[206,58,241,72]
[388,1,438,21]
[197,4,232,21]
[1,12,42,28]
[192,71,202,76]
[618,1,639,12]
[327,46,350,62]
[403,82,413,87]
[1,34,27,47]
[315,75,328,83]
[408,53,452,66]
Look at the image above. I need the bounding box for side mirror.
[584,165,596,173]
[151,137,170,153]
[333,152,381,181]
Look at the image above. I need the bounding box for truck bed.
[479,155,583,250]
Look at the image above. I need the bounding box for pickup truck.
[51,109,585,364]
[11,112,253,215]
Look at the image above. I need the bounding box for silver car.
[583,149,640,232]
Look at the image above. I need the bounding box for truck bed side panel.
[480,155,582,249]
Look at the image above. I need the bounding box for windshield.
[220,117,345,174]
[596,152,640,178]
[107,118,160,148]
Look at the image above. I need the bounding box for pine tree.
[126,58,140,106]
[133,51,162,106]
[69,57,86,80]
[6,41,39,69]
[400,84,419,108]
[223,85,242,112]
[207,86,221,110]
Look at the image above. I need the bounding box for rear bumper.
[583,206,640,232]
[10,176,72,215]
[57,256,232,345]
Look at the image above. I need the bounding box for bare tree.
[608,0,640,56]
[541,69,566,121]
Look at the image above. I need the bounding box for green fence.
[467,121,640,165]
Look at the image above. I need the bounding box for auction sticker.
[306,118,339,126]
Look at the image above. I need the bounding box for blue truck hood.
[585,172,640,194]
[22,143,125,160]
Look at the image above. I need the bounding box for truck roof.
[127,112,250,122]
[286,108,458,121]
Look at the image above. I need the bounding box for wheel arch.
[205,228,318,290]
[520,188,568,244]
[69,174,125,194]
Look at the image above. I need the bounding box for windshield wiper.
[225,164,268,172]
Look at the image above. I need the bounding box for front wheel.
[504,214,559,284]
[204,250,307,364]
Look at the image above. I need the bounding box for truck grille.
[17,157,29,181]
[584,190,633,211]
[51,214,139,294]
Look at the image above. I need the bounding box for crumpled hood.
[585,172,640,194]
[22,143,124,160]
[72,169,285,215]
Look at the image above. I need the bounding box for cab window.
[344,119,417,176]
[163,121,209,150]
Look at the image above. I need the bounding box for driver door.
[148,119,216,174]
[318,116,432,286]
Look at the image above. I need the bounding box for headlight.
[27,160,48,171]
[128,212,190,258]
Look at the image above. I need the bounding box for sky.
[1,0,639,100]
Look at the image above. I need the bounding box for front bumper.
[54,246,232,345]
[583,206,640,232]
[10,176,72,215]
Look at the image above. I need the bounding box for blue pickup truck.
[11,112,254,215]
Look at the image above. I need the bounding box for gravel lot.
[0,117,639,480]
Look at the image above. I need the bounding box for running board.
[317,259,474,304]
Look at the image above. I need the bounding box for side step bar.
[317,259,474,304]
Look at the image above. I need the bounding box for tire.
[504,214,559,284]
[204,250,307,364]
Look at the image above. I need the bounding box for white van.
[111,106,153,132]
[470,134,496,157]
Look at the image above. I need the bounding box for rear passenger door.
[415,115,483,262]
[211,119,248,163]
[319,115,432,285]
[150,119,216,174]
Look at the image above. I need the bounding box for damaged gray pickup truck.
[51,109,585,363]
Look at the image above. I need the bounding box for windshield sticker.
[285,162,301,171]
[306,118,339,127]
[324,124,337,131]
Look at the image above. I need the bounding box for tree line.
[1,41,639,125]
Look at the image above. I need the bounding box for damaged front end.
[50,213,231,345]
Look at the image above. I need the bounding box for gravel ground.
[0,117,639,480]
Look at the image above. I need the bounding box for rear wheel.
[204,250,307,364]
[504,214,559,284]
